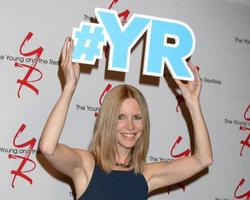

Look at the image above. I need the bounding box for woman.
[39,37,212,200]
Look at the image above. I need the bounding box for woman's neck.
[113,148,133,170]
[115,148,132,163]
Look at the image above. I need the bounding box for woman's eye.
[118,114,125,120]
[133,115,142,120]
[118,114,142,120]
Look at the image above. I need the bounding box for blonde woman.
[39,38,212,200]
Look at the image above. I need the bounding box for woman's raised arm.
[39,38,93,180]
[144,62,213,193]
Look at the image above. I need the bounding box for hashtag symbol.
[72,22,106,64]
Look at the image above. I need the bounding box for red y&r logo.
[239,126,250,157]
[15,32,44,98]
[234,178,250,200]
[108,0,130,23]
[176,95,184,113]
[8,123,37,188]
[167,135,191,193]
[95,83,113,117]
[170,136,191,158]
[244,104,250,121]
[239,104,250,157]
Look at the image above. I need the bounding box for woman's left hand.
[174,62,201,107]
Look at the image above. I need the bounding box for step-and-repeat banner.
[0,0,249,199]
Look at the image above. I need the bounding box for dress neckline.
[111,168,134,173]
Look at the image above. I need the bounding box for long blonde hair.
[89,84,150,173]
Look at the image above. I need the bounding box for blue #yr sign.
[72,8,195,81]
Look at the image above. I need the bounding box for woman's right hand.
[61,37,80,89]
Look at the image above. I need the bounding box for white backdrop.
[0,0,250,199]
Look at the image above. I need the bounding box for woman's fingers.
[175,79,184,89]
[175,62,201,89]
[68,39,74,64]
[61,37,70,65]
[190,62,201,79]
[194,66,201,83]
[65,38,73,65]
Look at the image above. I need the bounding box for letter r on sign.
[144,18,195,80]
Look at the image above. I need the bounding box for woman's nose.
[126,118,135,130]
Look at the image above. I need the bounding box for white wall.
[0,0,249,199]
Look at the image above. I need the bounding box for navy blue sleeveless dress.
[78,164,148,200]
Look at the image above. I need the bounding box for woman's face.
[116,98,143,151]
